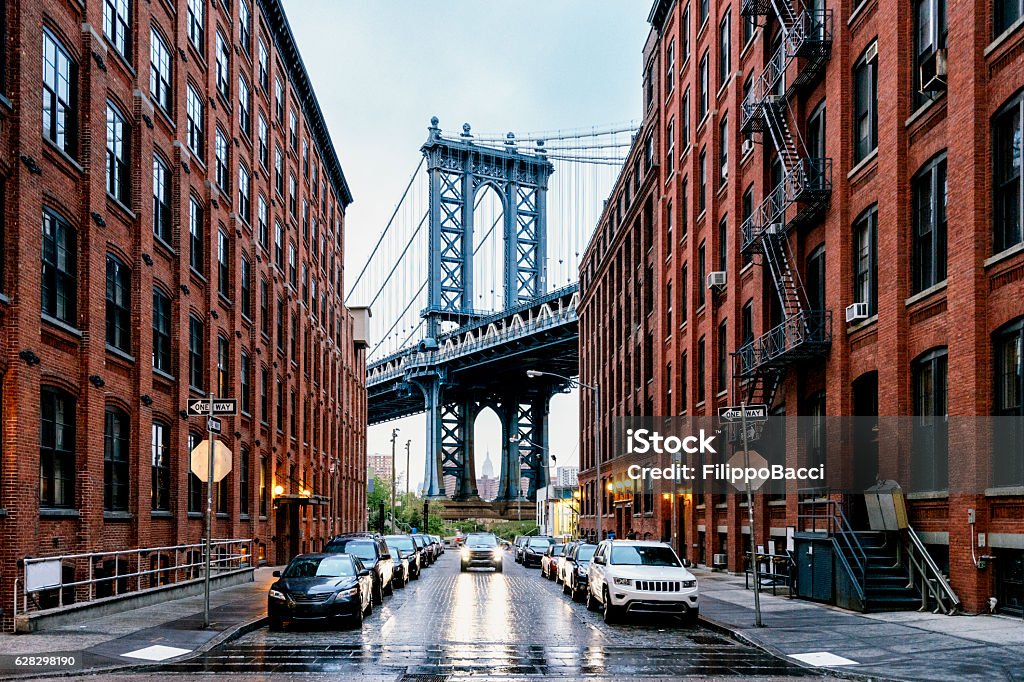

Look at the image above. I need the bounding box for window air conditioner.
[706,271,727,289]
[845,302,869,323]
[742,138,755,156]
[712,553,727,567]
[919,48,948,93]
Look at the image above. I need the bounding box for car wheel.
[494,562,503,573]
[364,594,373,616]
[412,566,420,580]
[350,601,364,628]
[572,586,583,603]
[602,589,620,625]
[585,586,599,612]
[460,562,468,572]
[384,576,394,596]
[268,617,284,631]
[372,578,384,605]
[680,608,699,628]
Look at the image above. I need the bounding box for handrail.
[904,526,961,614]
[797,498,868,603]
[733,310,831,375]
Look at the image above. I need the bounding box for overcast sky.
[285,0,648,491]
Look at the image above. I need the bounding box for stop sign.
[190,440,233,482]
[727,449,769,491]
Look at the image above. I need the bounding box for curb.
[697,611,914,682]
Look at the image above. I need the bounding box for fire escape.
[734,0,834,408]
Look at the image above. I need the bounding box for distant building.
[556,466,579,489]
[476,452,499,501]
[368,453,394,483]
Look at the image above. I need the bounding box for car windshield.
[282,556,355,578]
[384,536,414,552]
[529,538,554,549]
[552,545,565,556]
[466,535,497,548]
[327,539,376,561]
[610,545,681,567]
[576,545,597,562]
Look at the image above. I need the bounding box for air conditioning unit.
[742,138,755,156]
[706,271,727,289]
[919,48,948,93]
[845,302,869,323]
[712,553,727,567]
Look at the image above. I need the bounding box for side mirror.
[682,558,691,568]
[358,568,371,577]
[272,570,281,577]
[594,556,605,565]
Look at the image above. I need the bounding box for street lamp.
[510,434,558,530]
[525,370,601,541]
[390,427,399,533]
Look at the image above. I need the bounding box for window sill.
[986,15,1024,56]
[848,0,873,26]
[153,367,176,383]
[216,513,229,519]
[151,510,174,518]
[187,511,203,519]
[40,508,79,518]
[154,234,177,257]
[905,93,945,128]
[905,280,947,307]
[106,344,136,364]
[847,313,878,333]
[985,486,1024,497]
[106,194,136,221]
[189,385,207,396]
[218,293,234,309]
[42,313,83,338]
[190,268,208,286]
[906,490,948,500]
[43,137,84,175]
[104,40,136,77]
[104,511,134,521]
[847,148,878,180]
[985,241,1024,268]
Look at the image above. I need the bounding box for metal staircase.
[733,0,834,409]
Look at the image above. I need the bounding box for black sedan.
[268,554,373,630]
[325,534,395,604]
[521,536,556,567]
[383,534,422,580]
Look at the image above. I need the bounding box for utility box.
[864,480,908,531]
[349,306,371,349]
[795,534,833,602]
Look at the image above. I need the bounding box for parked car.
[513,536,529,563]
[383,535,422,580]
[541,543,566,580]
[383,539,410,588]
[561,542,597,601]
[521,536,555,568]
[460,532,503,572]
[325,534,394,604]
[268,553,374,630]
[585,540,699,626]
[431,535,445,554]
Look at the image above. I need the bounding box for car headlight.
[461,547,470,557]
[577,565,588,575]
[682,579,697,588]
[336,587,359,598]
[613,577,633,586]
[269,589,286,600]
[492,548,502,558]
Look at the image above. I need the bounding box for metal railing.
[903,526,961,614]
[798,498,868,604]
[15,539,253,620]
[734,310,831,376]
[740,158,832,253]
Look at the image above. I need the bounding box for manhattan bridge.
[346,117,635,506]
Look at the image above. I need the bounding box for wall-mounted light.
[273,485,284,497]
[19,349,41,366]
[88,375,105,388]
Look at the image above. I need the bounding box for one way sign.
[186,398,238,417]
[718,404,769,423]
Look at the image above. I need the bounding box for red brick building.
[579,0,1024,614]
[0,0,367,630]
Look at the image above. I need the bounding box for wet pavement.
[147,549,820,679]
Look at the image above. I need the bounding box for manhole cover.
[401,675,449,682]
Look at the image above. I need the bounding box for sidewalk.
[695,569,1024,682]
[0,567,276,678]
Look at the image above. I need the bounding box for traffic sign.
[727,450,770,491]
[189,440,232,483]
[207,417,222,434]
[186,398,238,417]
[718,404,768,423]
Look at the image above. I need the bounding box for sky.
[284,0,648,491]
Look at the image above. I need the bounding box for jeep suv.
[460,533,503,572]
[586,540,698,626]
[325,534,394,604]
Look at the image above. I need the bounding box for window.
[681,177,689,237]
[105,254,131,352]
[241,256,252,318]
[187,432,202,512]
[913,0,946,107]
[681,5,690,61]
[189,315,204,389]
[681,263,688,319]
[260,366,270,422]
[699,0,709,25]
[666,38,675,92]
[741,185,754,265]
[993,93,1023,253]
[806,244,826,311]
[288,243,297,286]
[152,288,172,373]
[717,320,728,394]
[697,337,706,402]
[153,156,172,243]
[215,128,229,192]
[238,163,250,222]
[699,51,709,120]
[743,12,756,44]
[187,0,205,54]
[302,141,309,177]
[666,201,673,255]
[719,115,729,184]
[106,103,130,203]
[912,153,948,293]
[215,32,230,100]
[239,0,251,53]
[996,0,1024,35]
[697,241,706,307]
[276,378,284,428]
[290,390,297,437]
[718,215,728,271]
[186,84,204,157]
[259,456,269,516]
[912,348,948,492]
[853,43,878,163]
[239,76,251,137]
[994,320,1024,485]
[853,206,878,316]
[40,388,76,508]
[275,146,284,194]
[274,221,284,269]
[241,351,252,415]
[258,194,269,249]
[103,407,129,511]
[698,147,707,214]
[217,228,230,299]
[217,335,229,397]
[189,196,204,273]
[274,78,284,123]
[807,100,826,158]
[151,421,170,511]
[103,0,130,60]
[276,297,286,352]
[742,300,754,346]
[718,11,731,89]
[42,209,77,324]
[240,446,250,516]
[150,28,172,114]
[258,114,269,168]
[289,174,297,217]
[260,278,270,336]
[289,110,298,151]
[42,30,77,156]
[681,89,690,152]
[666,118,675,175]
[258,39,268,90]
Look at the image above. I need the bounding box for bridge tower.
[414,118,557,501]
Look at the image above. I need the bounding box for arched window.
[912,348,948,492]
[104,406,130,511]
[40,387,76,509]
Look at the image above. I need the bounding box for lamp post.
[526,370,600,540]
[510,434,557,530]
[390,428,399,533]
[405,439,411,501]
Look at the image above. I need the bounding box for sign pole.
[204,391,215,629]
[741,401,763,627]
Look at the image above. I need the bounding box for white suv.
[586,540,699,626]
